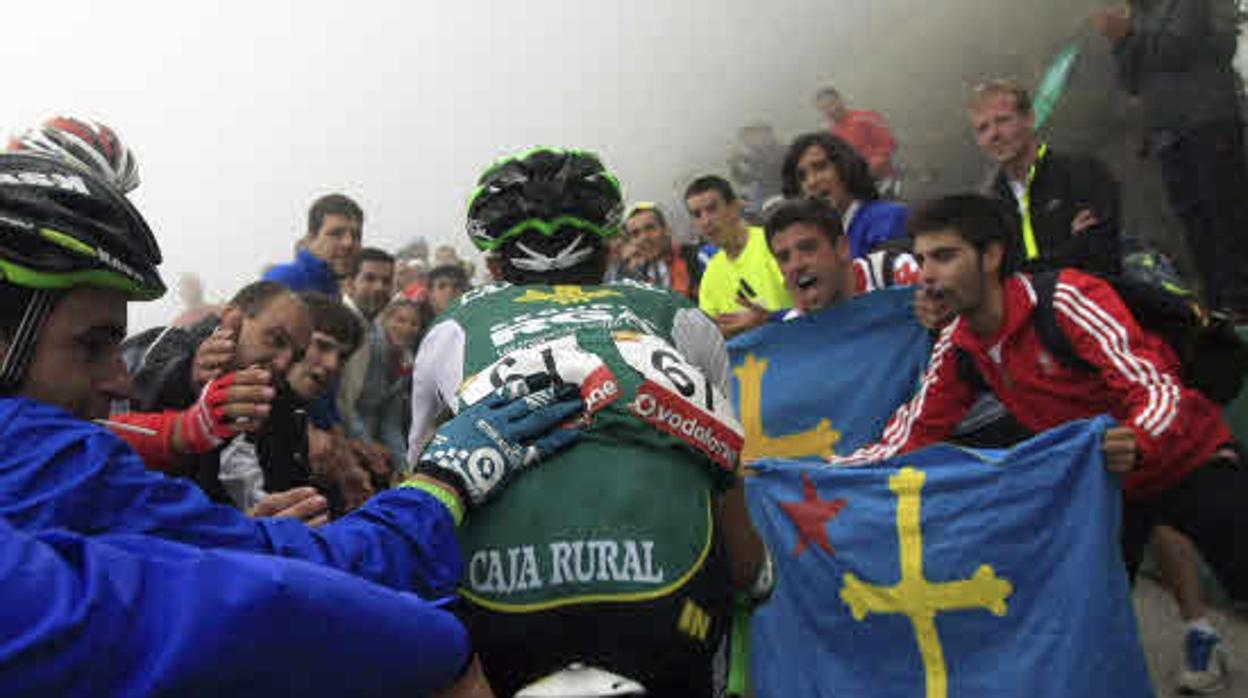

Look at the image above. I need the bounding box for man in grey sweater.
[1093,0,1248,317]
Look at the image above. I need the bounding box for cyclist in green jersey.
[408,148,766,697]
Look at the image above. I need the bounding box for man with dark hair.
[128,281,308,416]
[344,247,395,322]
[765,197,919,320]
[814,85,897,184]
[426,263,469,316]
[264,193,365,295]
[969,79,1122,276]
[782,131,908,258]
[684,175,790,337]
[287,294,364,406]
[120,282,318,504]
[834,192,1247,691]
[222,292,382,515]
[619,202,703,300]
[1092,0,1248,314]
[338,247,396,441]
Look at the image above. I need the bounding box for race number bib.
[458,336,622,416]
[459,333,744,471]
[614,333,744,472]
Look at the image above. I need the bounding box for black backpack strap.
[955,344,989,393]
[1029,271,1094,373]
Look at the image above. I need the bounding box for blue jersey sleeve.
[0,517,469,695]
[0,399,462,597]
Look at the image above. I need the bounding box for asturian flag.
[726,287,932,464]
[746,417,1153,697]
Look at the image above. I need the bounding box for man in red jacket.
[834,195,1247,619]
[815,85,897,183]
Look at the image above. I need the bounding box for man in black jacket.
[125,281,313,500]
[129,280,309,414]
[969,79,1122,276]
[1093,0,1248,314]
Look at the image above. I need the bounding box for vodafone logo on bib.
[630,381,743,472]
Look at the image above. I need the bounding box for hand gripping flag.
[746,417,1153,697]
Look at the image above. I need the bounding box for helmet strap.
[510,234,596,272]
[0,289,56,395]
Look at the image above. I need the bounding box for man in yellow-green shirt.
[684,175,791,337]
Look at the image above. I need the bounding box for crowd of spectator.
[2,1,1247,694]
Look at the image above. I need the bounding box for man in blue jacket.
[263,193,364,295]
[0,152,582,694]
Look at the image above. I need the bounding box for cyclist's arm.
[718,478,765,592]
[1,413,464,598]
[407,321,465,467]
[672,306,732,395]
[0,517,468,696]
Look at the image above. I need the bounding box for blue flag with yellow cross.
[726,287,931,464]
[746,417,1152,697]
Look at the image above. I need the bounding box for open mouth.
[795,274,818,290]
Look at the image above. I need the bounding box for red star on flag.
[779,472,847,557]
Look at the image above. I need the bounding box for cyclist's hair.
[764,197,845,247]
[908,194,1017,278]
[427,264,469,291]
[353,247,395,277]
[684,175,737,205]
[968,78,1032,114]
[299,292,363,356]
[228,280,296,318]
[781,132,878,202]
[307,193,364,237]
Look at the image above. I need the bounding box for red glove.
[179,372,241,453]
[106,411,179,471]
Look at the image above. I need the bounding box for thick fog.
[0,0,1225,330]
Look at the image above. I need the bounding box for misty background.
[0,0,1239,331]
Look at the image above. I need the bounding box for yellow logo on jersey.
[515,286,621,305]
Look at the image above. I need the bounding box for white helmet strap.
[0,289,56,394]
[509,233,596,272]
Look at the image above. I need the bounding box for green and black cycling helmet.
[0,152,164,391]
[466,148,623,273]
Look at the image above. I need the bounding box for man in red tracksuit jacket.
[834,194,1247,608]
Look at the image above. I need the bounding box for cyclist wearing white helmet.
[0,152,584,694]
[408,148,766,696]
[8,115,141,193]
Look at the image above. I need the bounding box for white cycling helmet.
[9,115,140,194]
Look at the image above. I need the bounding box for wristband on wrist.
[399,477,465,526]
